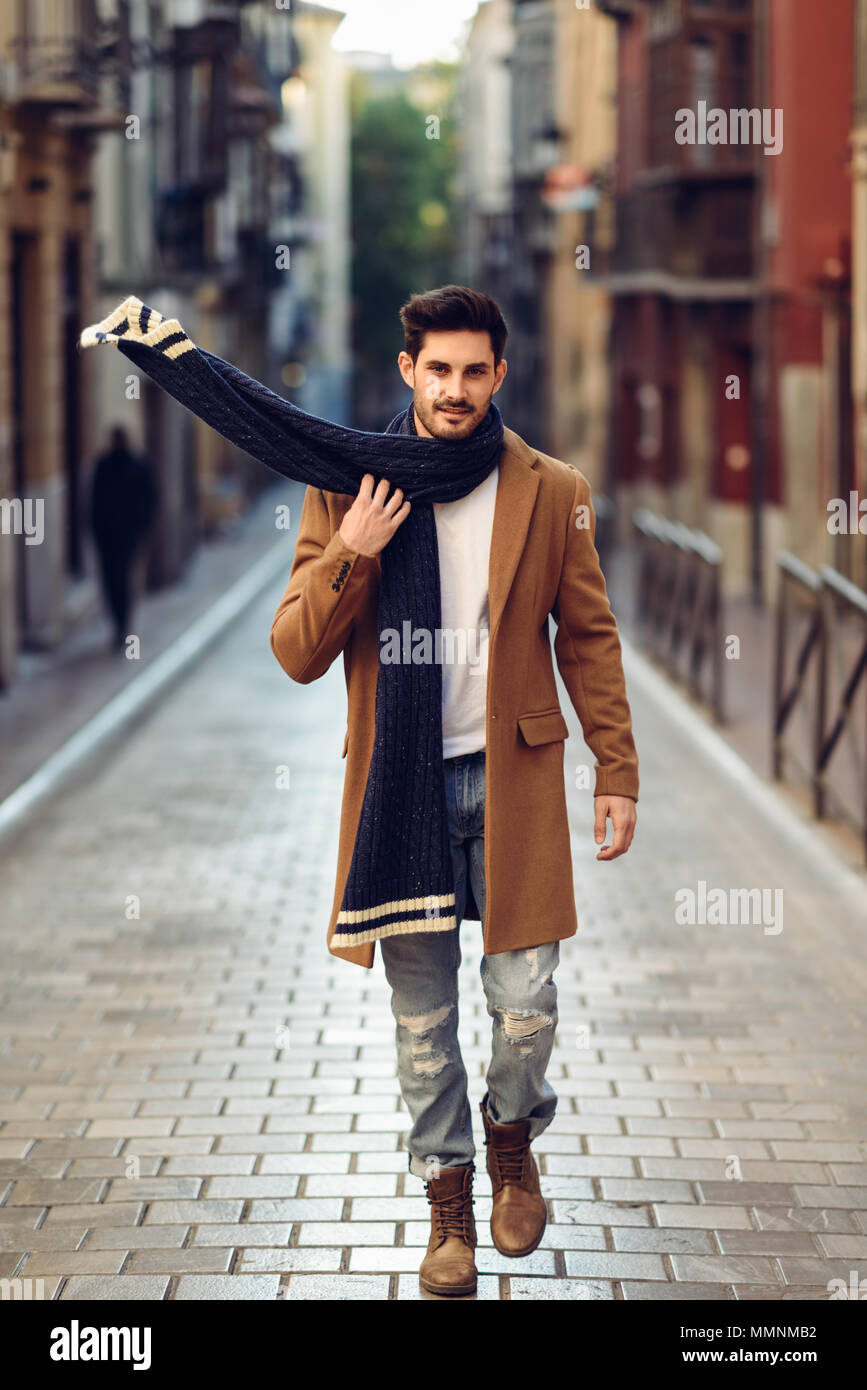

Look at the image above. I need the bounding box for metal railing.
[774,551,867,862]
[632,506,725,722]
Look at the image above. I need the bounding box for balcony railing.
[773,552,867,863]
[4,0,101,105]
[632,506,725,721]
[612,183,754,282]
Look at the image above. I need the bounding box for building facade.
[0,0,350,692]
[594,0,854,602]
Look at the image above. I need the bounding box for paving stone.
[204,1176,302,1198]
[599,1179,696,1203]
[20,1251,127,1276]
[715,1228,820,1255]
[105,1178,203,1202]
[3,579,866,1303]
[622,1281,734,1300]
[143,1200,244,1225]
[349,1198,427,1221]
[84,1227,190,1250]
[510,1277,615,1300]
[59,1275,170,1300]
[42,1203,145,1226]
[5,1179,106,1206]
[553,1200,652,1227]
[752,1206,860,1233]
[650,1204,753,1229]
[348,1247,428,1273]
[815,1234,867,1257]
[127,1248,234,1274]
[173,1275,280,1300]
[777,1256,867,1285]
[162,1156,261,1175]
[731,1284,836,1300]
[611,1227,715,1254]
[563,1251,666,1280]
[305,1174,398,1198]
[191,1223,292,1246]
[669,1255,782,1283]
[697,1181,798,1205]
[297,1222,395,1246]
[238,1247,343,1273]
[279,1275,389,1299]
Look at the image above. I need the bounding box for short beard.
[413,390,489,440]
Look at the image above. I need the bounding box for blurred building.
[0,0,124,680]
[457,0,513,373]
[287,2,350,424]
[0,0,350,692]
[850,0,867,591]
[594,0,854,603]
[542,0,617,486]
[459,0,615,479]
[90,0,300,587]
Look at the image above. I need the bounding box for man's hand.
[594,795,636,861]
[338,474,411,557]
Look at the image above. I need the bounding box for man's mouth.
[438,406,471,417]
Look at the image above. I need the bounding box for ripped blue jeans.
[379,748,559,1182]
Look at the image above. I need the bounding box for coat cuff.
[322,529,378,594]
[593,768,639,801]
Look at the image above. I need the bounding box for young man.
[270,285,639,1298]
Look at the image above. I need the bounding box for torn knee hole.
[496,1007,554,1041]
[398,1003,454,1078]
[410,1043,449,1078]
[398,1002,453,1035]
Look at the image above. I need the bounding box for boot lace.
[488,1140,528,1188]
[426,1181,475,1243]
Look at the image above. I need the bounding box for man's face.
[397,330,507,440]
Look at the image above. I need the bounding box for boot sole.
[419,1274,478,1297]
[490,1224,545,1258]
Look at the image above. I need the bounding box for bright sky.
[317,0,482,69]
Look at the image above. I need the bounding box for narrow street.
[1,578,866,1301]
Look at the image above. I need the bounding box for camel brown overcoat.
[270,425,639,969]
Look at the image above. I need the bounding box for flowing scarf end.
[80,295,195,360]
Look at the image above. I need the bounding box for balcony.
[3,0,102,107]
[607,180,755,290]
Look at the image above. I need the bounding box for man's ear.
[492,359,507,394]
[397,351,415,390]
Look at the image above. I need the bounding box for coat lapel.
[488,427,540,640]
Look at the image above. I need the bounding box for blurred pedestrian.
[89,424,157,652]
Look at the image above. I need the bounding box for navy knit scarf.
[80,297,503,946]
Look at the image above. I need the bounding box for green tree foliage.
[350,70,458,426]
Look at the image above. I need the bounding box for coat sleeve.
[270,484,379,684]
[550,469,639,802]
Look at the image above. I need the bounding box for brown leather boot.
[418,1161,477,1297]
[480,1101,548,1257]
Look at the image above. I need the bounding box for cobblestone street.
[1,577,867,1302]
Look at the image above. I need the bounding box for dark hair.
[399,285,508,366]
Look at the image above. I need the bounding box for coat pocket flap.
[517,708,570,746]
[341,729,349,758]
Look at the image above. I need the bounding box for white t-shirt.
[433,465,499,758]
